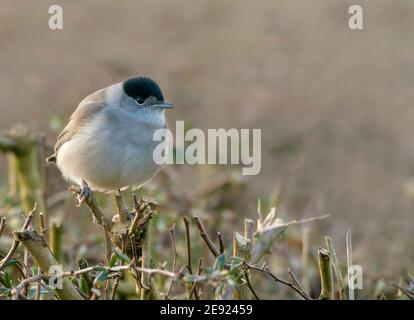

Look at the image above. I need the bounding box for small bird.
[47,76,174,206]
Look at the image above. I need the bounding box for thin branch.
[326,236,346,300]
[190,258,202,300]
[182,217,193,273]
[110,234,126,300]
[129,198,156,240]
[165,224,177,299]
[245,263,311,300]
[114,191,128,223]
[39,213,46,237]
[0,217,6,239]
[193,216,220,257]
[0,204,37,271]
[217,232,225,254]
[70,186,113,232]
[243,267,260,300]
[12,274,49,300]
[133,266,177,279]
[288,268,312,300]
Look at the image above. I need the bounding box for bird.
[46,76,174,206]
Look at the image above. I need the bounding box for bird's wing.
[47,89,107,163]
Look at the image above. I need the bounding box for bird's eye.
[135,97,145,105]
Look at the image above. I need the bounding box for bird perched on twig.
[46,77,174,206]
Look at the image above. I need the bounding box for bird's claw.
[76,180,92,207]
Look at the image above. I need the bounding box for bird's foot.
[77,180,92,207]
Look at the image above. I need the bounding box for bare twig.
[140,219,152,299]
[165,224,177,299]
[217,232,225,254]
[0,217,6,239]
[190,258,202,300]
[70,186,113,231]
[193,216,220,257]
[245,263,311,300]
[182,217,193,273]
[183,217,199,299]
[114,191,128,223]
[133,266,177,279]
[288,268,312,300]
[12,273,49,300]
[39,213,46,237]
[243,267,260,300]
[0,204,37,271]
[326,236,346,300]
[301,227,311,294]
[110,234,126,300]
[129,199,155,236]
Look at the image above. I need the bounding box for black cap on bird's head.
[122,77,174,109]
[123,77,164,101]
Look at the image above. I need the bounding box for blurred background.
[1,0,413,298]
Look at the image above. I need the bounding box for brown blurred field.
[1,0,414,298]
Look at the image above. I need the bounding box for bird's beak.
[153,101,175,110]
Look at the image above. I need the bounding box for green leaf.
[94,271,109,284]
[94,265,107,272]
[113,248,131,264]
[213,254,226,271]
[79,277,91,296]
[2,271,12,288]
[109,253,118,268]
